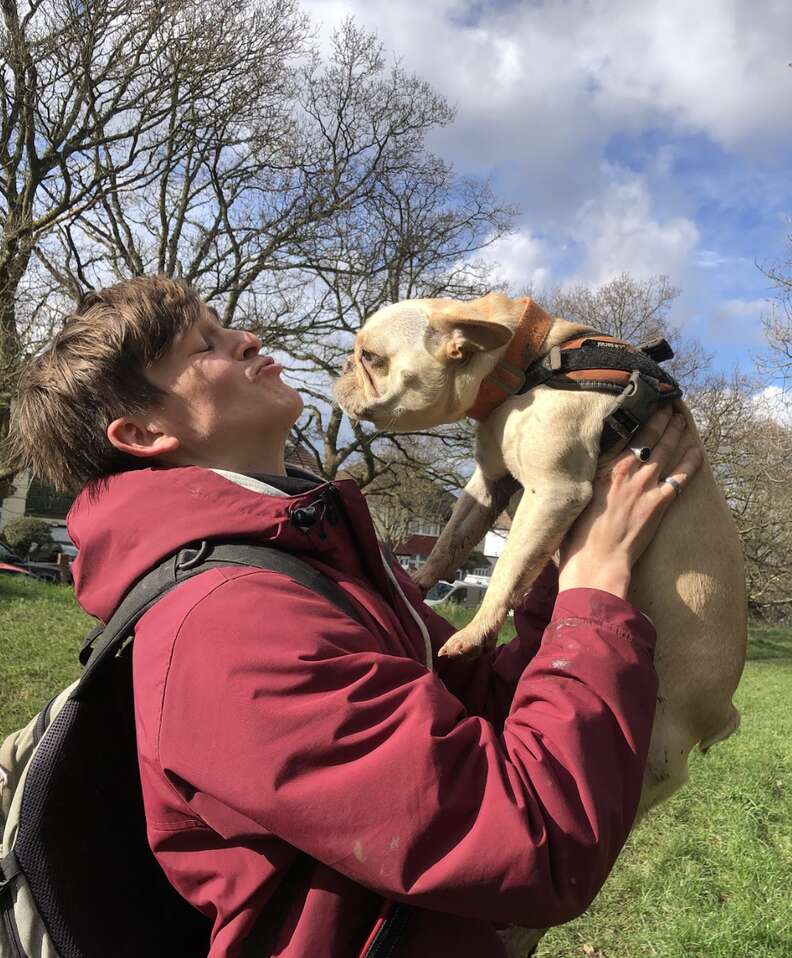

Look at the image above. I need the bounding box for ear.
[427,293,515,361]
[107,417,181,460]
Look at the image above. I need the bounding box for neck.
[162,439,288,477]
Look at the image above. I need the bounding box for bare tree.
[688,373,792,617]
[284,142,513,485]
[2,11,514,497]
[0,0,308,456]
[352,447,456,550]
[543,273,711,385]
[760,248,792,388]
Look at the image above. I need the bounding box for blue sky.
[304,0,792,386]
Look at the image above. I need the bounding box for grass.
[2,582,791,956]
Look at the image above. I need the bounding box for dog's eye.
[361,349,384,367]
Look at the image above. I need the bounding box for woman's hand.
[558,405,703,599]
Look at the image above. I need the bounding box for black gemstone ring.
[630,445,652,462]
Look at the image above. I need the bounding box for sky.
[303,0,792,395]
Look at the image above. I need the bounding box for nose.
[235,327,262,359]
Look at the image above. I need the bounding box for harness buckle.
[603,406,642,441]
[175,540,213,572]
[600,369,665,451]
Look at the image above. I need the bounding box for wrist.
[557,557,632,599]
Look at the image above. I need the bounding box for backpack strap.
[76,540,364,695]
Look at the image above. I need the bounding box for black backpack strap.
[76,540,364,694]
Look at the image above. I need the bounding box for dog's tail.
[698,703,741,754]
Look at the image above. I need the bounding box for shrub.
[2,517,54,557]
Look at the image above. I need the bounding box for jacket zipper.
[361,902,413,958]
[1,891,25,958]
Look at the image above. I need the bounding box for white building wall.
[0,469,30,528]
[482,528,508,559]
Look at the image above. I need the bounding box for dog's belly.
[626,439,747,810]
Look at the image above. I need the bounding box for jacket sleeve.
[156,569,658,929]
[390,560,561,727]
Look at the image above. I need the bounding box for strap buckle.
[601,370,664,450]
[174,540,213,573]
[0,852,20,896]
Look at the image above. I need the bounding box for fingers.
[658,444,703,501]
[629,403,673,454]
[644,411,688,473]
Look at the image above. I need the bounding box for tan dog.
[335,292,746,825]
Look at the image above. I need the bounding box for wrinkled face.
[334,295,516,430]
[334,301,463,431]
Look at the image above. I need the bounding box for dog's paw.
[437,626,490,660]
[412,567,436,596]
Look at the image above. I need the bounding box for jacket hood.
[67,466,375,623]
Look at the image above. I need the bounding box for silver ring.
[630,445,652,463]
[664,476,682,496]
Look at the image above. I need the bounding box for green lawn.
[2,580,791,956]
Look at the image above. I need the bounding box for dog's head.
[334,293,520,430]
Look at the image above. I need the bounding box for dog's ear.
[427,294,515,361]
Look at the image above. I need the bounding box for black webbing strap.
[76,540,364,694]
[518,337,681,397]
[0,851,20,894]
[599,369,671,452]
[515,337,682,454]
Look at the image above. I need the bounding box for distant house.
[284,441,322,475]
[388,507,512,583]
[0,471,75,530]
[392,517,444,573]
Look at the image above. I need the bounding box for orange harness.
[468,298,682,451]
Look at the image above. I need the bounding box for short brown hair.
[5,275,204,493]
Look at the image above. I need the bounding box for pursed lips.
[248,355,280,380]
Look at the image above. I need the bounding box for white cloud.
[304,0,792,160]
[300,0,789,369]
[719,298,768,321]
[478,230,550,292]
[572,168,699,286]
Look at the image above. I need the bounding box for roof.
[285,441,320,473]
[393,534,438,558]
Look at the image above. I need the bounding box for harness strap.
[519,336,682,452]
[518,336,681,398]
[467,316,682,454]
[467,298,554,421]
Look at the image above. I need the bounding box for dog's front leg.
[413,467,518,593]
[439,474,592,658]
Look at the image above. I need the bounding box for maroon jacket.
[68,466,658,957]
